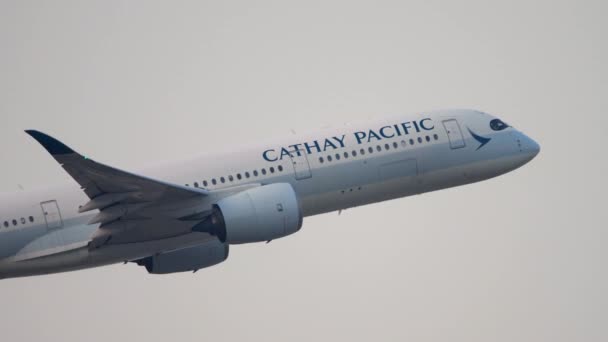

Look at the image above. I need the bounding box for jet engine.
[136,238,228,274]
[193,183,302,244]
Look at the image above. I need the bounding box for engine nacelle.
[194,183,303,244]
[136,238,229,274]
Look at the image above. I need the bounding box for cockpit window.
[490,119,509,131]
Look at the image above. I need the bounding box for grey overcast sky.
[0,1,606,341]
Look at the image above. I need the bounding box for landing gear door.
[289,148,312,180]
[442,119,466,149]
[41,200,63,230]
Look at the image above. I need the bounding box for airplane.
[0,109,540,279]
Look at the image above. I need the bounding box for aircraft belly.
[0,232,213,279]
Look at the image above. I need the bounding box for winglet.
[25,130,76,155]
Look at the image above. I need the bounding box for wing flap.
[78,192,134,213]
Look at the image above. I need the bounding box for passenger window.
[228,175,234,182]
[410,139,415,145]
[237,174,242,180]
[401,140,406,147]
[270,167,275,173]
[376,145,382,152]
[194,182,199,188]
[418,137,423,143]
[393,142,398,148]
[352,150,357,157]
[343,152,348,158]
[319,157,324,163]
[253,170,259,176]
[212,179,217,185]
[20,218,25,224]
[3,221,8,228]
[245,172,250,178]
[434,134,439,140]
[203,180,208,187]
[262,168,267,175]
[360,148,365,155]
[368,147,373,154]
[220,177,225,183]
[384,144,390,150]
[426,136,431,142]
[335,154,341,160]
[328,155,333,161]
[278,165,283,172]
[29,216,34,223]
[12,219,17,226]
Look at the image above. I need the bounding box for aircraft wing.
[26,130,211,246]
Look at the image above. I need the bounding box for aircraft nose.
[515,131,541,160]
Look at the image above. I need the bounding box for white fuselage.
[0,109,539,279]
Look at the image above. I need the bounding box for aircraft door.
[289,148,312,180]
[40,200,63,229]
[442,119,466,149]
